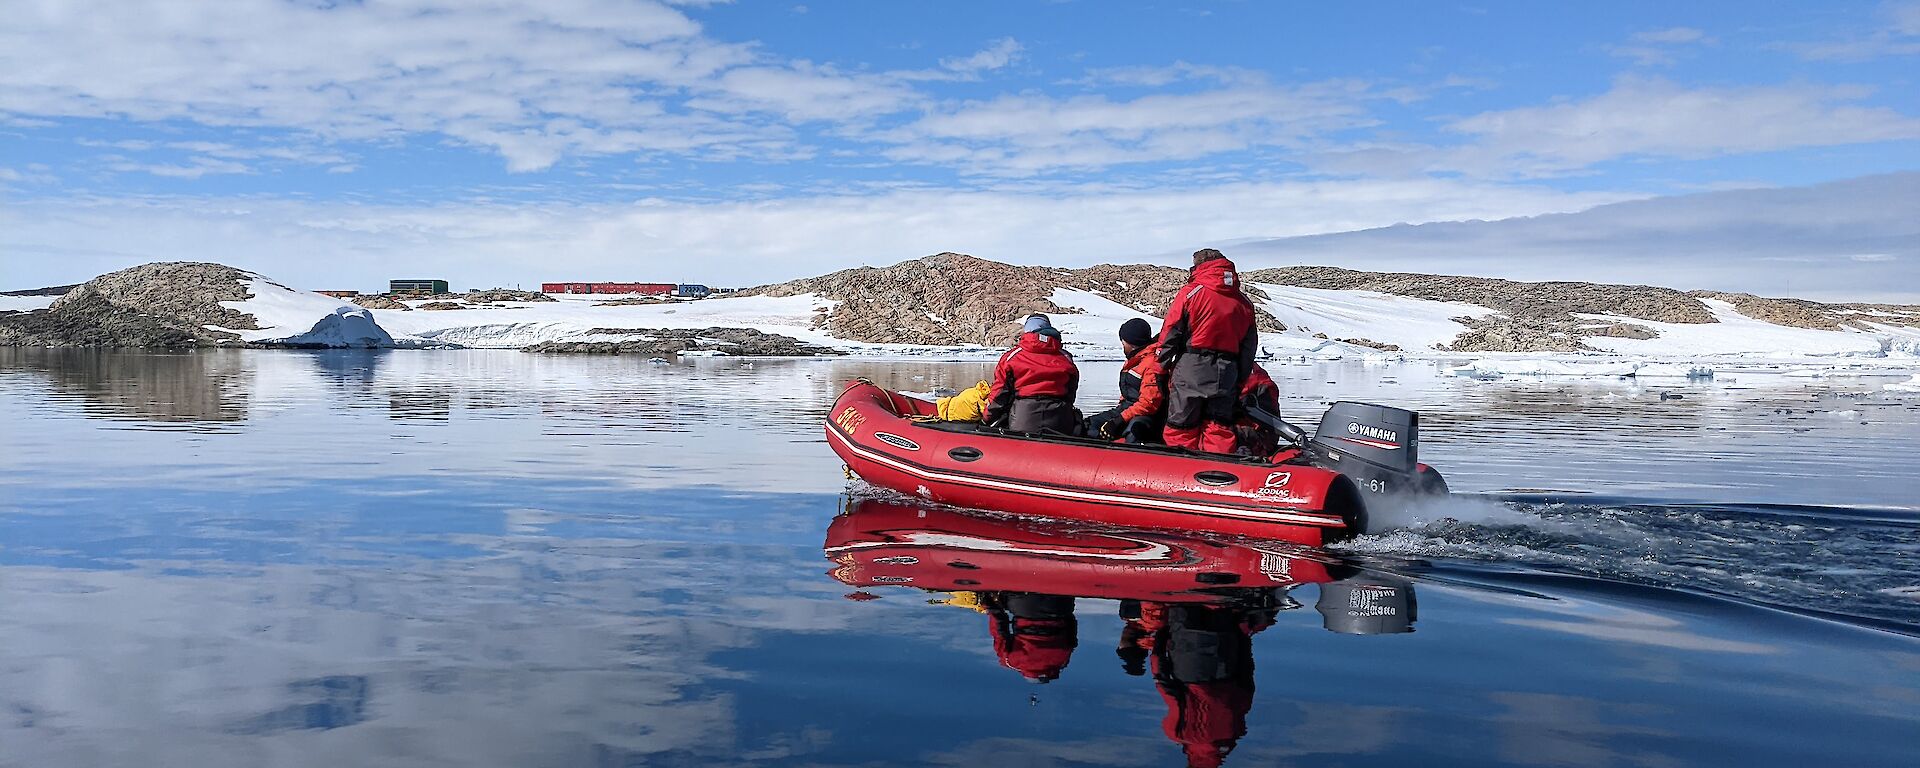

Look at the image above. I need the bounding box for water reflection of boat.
[825,497,1337,601]
[825,498,1419,767]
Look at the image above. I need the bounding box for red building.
[541,282,674,295]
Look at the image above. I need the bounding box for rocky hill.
[9,255,1918,356]
[739,252,1283,346]
[0,263,259,347]
[740,253,1920,353]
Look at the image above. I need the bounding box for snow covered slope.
[1250,283,1493,351]
[369,293,840,350]
[1578,299,1920,358]
[0,295,59,313]
[218,277,394,348]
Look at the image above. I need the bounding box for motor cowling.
[1309,402,1419,497]
[1312,402,1418,471]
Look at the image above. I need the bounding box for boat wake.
[1335,493,1920,632]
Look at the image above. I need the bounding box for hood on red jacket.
[1018,329,1065,355]
[1189,257,1242,293]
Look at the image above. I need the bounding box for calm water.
[2,348,1917,767]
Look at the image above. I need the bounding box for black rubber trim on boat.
[948,446,983,462]
[1194,470,1238,487]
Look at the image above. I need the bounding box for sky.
[2,0,1918,298]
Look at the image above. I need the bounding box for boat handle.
[948,446,983,462]
[1194,470,1238,486]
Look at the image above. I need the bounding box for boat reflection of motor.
[1316,571,1417,635]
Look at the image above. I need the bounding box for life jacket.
[1118,341,1161,408]
[937,380,992,421]
[1160,257,1256,358]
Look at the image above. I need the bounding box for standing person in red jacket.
[984,314,1080,434]
[1157,249,1258,453]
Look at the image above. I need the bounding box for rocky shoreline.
[7,255,1917,355]
[522,327,842,356]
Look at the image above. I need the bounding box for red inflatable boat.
[826,380,1446,545]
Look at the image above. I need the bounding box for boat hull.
[826,381,1365,545]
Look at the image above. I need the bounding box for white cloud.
[0,0,902,171]
[1228,172,1920,302]
[104,156,255,179]
[0,178,1622,290]
[940,38,1023,73]
[1779,1,1920,60]
[1437,77,1920,176]
[1634,27,1709,44]
[1607,26,1716,66]
[878,79,1382,175]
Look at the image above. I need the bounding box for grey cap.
[1021,314,1053,333]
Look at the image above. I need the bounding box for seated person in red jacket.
[1158,250,1258,454]
[1083,318,1166,444]
[1233,364,1282,457]
[983,314,1080,434]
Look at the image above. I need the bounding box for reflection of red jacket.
[1157,678,1253,768]
[1158,258,1257,382]
[984,331,1079,424]
[992,616,1077,682]
[1120,342,1168,422]
[1140,602,1260,768]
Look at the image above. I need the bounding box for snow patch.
[1450,359,1713,380]
[0,295,59,313]
[1886,375,1920,393]
[1249,283,1493,352]
[219,277,395,348]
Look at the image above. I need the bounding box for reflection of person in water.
[983,592,1079,684]
[1117,599,1271,768]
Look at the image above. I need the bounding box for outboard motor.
[1309,402,1418,497]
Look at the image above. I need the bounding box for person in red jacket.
[1084,318,1166,444]
[1157,249,1258,453]
[984,314,1080,434]
[1233,364,1281,457]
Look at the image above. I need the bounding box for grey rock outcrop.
[522,327,841,356]
[739,252,1283,346]
[0,262,258,348]
[466,289,555,303]
[351,294,413,310]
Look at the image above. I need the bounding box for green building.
[390,279,449,295]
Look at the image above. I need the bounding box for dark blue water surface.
[2,349,1917,767]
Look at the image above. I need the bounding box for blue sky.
[3,1,1918,295]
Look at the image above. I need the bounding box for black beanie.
[1119,318,1154,346]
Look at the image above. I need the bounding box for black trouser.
[1165,350,1240,429]
[1084,406,1163,444]
[1009,397,1076,434]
